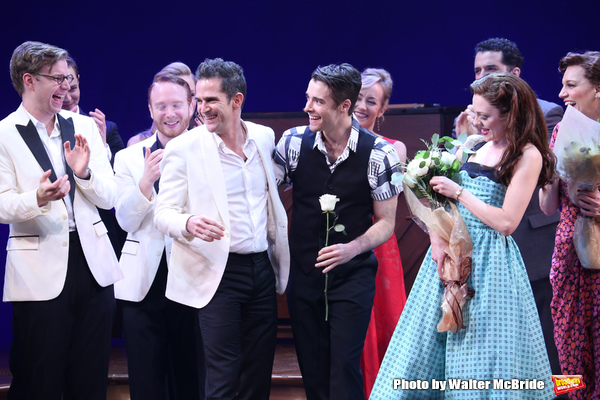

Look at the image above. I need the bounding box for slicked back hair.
[311,63,362,115]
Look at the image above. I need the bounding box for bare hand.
[430,176,462,200]
[186,216,225,241]
[429,230,449,280]
[89,108,107,146]
[139,147,163,200]
[37,170,70,207]
[316,242,360,273]
[456,105,477,136]
[577,187,600,218]
[64,133,90,179]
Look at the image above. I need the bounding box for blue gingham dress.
[370,167,554,399]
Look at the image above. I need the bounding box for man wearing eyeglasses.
[0,41,122,399]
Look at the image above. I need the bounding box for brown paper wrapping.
[404,182,474,333]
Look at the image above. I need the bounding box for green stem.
[325,212,330,321]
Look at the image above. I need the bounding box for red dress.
[360,136,407,398]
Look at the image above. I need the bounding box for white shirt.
[213,127,268,254]
[24,108,77,231]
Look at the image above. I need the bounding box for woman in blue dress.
[370,73,555,399]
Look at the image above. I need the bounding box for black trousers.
[121,252,204,400]
[8,231,115,400]
[530,276,561,376]
[287,253,377,400]
[198,251,277,400]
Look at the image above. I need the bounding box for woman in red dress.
[354,68,407,398]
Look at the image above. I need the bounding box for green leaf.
[431,133,439,145]
[334,224,345,232]
[457,132,468,143]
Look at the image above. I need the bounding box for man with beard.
[113,74,203,399]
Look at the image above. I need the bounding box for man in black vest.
[274,63,401,400]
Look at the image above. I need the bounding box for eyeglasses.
[34,73,74,85]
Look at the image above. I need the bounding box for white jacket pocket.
[93,220,108,236]
[121,239,139,256]
[6,235,39,251]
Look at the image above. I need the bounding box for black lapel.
[57,114,77,200]
[148,137,162,193]
[16,120,58,182]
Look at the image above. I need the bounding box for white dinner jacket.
[113,134,172,302]
[154,121,290,309]
[0,105,122,302]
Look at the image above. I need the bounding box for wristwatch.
[455,187,463,200]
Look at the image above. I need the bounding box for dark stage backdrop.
[0,0,598,348]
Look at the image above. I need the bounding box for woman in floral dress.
[540,51,600,399]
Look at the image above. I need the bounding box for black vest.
[290,126,376,274]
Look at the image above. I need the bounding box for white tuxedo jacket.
[154,121,290,309]
[0,105,122,302]
[113,134,172,302]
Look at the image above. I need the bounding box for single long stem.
[324,212,330,321]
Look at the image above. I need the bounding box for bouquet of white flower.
[553,105,600,269]
[393,133,476,333]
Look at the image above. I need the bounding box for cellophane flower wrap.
[553,105,600,269]
[392,133,476,333]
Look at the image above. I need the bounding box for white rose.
[319,194,340,212]
[406,159,429,178]
[440,151,457,166]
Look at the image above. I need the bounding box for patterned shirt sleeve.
[273,125,306,185]
[369,136,402,201]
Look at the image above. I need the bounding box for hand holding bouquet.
[393,133,476,333]
[553,106,600,269]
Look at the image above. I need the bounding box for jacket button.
[328,185,334,190]
[62,241,68,247]
[62,214,67,220]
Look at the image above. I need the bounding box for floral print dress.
[550,125,600,399]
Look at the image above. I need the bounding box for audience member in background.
[456,37,562,375]
[354,67,407,399]
[114,74,203,400]
[127,61,200,147]
[540,50,600,400]
[0,40,121,400]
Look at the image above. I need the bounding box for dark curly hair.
[474,38,523,71]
